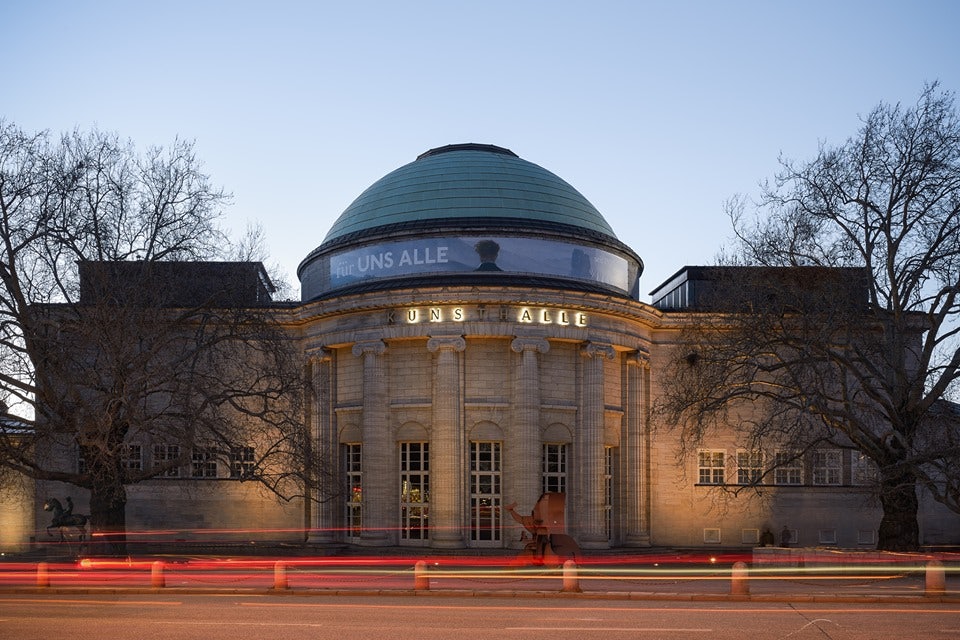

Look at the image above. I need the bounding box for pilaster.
[352,339,391,546]
[427,335,466,548]
[579,341,615,549]
[622,350,651,547]
[507,336,550,543]
[306,348,336,545]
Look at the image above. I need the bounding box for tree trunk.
[876,468,920,551]
[89,482,128,557]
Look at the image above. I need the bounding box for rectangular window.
[541,444,567,494]
[741,528,760,545]
[698,450,725,484]
[736,450,763,485]
[853,452,878,485]
[152,444,181,478]
[230,446,256,479]
[399,442,429,543]
[124,444,143,471]
[191,448,218,478]
[774,451,803,485]
[470,441,502,545]
[813,450,842,486]
[343,443,362,542]
[604,446,615,541]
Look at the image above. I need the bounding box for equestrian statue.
[43,496,89,541]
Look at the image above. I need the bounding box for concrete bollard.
[274,561,289,590]
[151,560,165,588]
[562,559,581,593]
[414,560,429,591]
[926,559,945,596]
[36,562,50,588]
[730,561,750,596]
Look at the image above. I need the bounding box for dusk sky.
[4,1,959,300]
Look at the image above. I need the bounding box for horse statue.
[43,497,89,541]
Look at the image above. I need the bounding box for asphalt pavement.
[1,547,958,603]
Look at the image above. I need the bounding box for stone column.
[579,342,615,549]
[352,339,390,546]
[306,349,336,545]
[622,350,651,546]
[427,335,466,549]
[507,337,550,535]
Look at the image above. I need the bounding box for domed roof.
[299,144,643,303]
[322,144,617,244]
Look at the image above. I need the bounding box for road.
[3,593,960,639]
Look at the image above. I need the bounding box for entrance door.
[399,442,429,544]
[470,441,502,546]
[342,443,362,544]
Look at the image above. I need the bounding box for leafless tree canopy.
[659,83,960,551]
[0,123,309,552]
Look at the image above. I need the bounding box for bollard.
[926,559,946,596]
[730,561,750,596]
[562,559,581,593]
[274,561,289,590]
[414,560,429,591]
[151,560,165,588]
[36,561,50,588]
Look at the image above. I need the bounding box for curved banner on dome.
[301,236,637,300]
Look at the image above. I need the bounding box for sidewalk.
[2,549,958,603]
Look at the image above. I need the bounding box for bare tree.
[658,83,960,551]
[0,122,308,554]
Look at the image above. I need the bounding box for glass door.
[470,441,502,546]
[399,442,429,544]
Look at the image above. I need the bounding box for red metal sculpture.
[505,492,581,565]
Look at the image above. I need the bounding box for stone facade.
[13,144,960,554]
[288,287,958,551]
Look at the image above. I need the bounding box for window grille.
[737,450,763,484]
[813,450,842,486]
[470,441,502,544]
[152,444,181,477]
[342,443,362,542]
[230,446,256,478]
[191,448,218,478]
[698,450,725,484]
[542,444,567,494]
[124,444,143,471]
[399,442,429,543]
[774,451,803,485]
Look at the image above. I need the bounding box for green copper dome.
[322,144,617,243]
[299,144,643,302]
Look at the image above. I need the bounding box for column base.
[623,533,651,547]
[358,533,393,547]
[429,536,466,550]
[305,531,338,546]
[578,535,611,550]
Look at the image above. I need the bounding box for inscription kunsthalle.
[387,305,588,326]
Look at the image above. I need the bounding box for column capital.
[581,342,616,360]
[626,348,650,368]
[427,335,466,353]
[306,347,333,365]
[510,336,550,354]
[352,340,387,358]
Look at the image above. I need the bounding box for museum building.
[14,143,959,553]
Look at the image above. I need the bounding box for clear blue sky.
[4,1,959,300]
